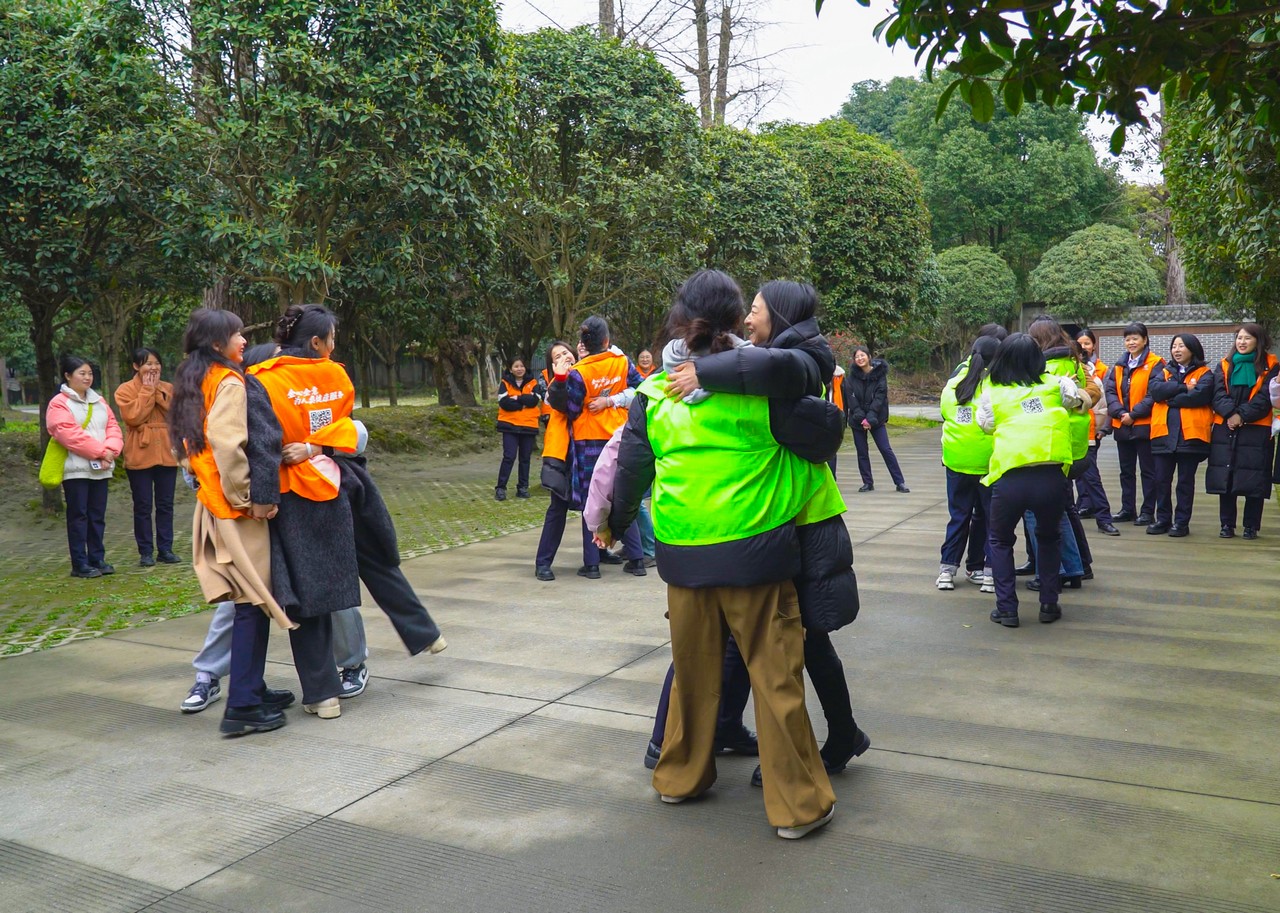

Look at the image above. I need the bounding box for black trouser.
[1153,452,1205,527]
[497,432,535,492]
[941,468,987,571]
[353,513,443,656]
[126,465,177,557]
[1074,444,1113,524]
[1219,494,1264,531]
[1115,436,1155,516]
[535,494,570,569]
[229,603,269,709]
[851,424,905,487]
[287,612,341,705]
[989,465,1067,615]
[62,478,108,570]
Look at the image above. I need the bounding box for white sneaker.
[427,635,448,655]
[777,804,835,839]
[303,698,341,719]
[980,574,995,594]
[964,569,984,586]
[935,570,955,590]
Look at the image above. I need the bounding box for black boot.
[808,661,865,773]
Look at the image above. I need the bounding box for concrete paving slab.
[2,430,1277,913]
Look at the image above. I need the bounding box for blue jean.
[851,423,905,487]
[941,469,988,571]
[636,492,656,558]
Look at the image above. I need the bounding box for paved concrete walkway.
[1,431,1277,913]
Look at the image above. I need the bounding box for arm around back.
[693,346,820,399]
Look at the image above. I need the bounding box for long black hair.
[987,333,1046,386]
[1171,333,1206,369]
[756,280,817,344]
[955,335,1001,405]
[276,304,338,359]
[669,270,744,355]
[169,308,245,457]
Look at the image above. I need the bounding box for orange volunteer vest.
[830,367,845,413]
[636,362,658,380]
[1150,365,1212,444]
[571,350,631,442]
[539,368,553,417]
[498,376,541,430]
[188,364,252,520]
[1212,354,1279,428]
[247,355,358,501]
[1111,352,1162,429]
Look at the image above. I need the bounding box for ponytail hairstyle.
[579,315,610,356]
[668,269,744,355]
[276,304,338,359]
[976,323,1008,341]
[987,333,1047,386]
[169,308,245,457]
[1238,322,1271,374]
[954,335,1000,405]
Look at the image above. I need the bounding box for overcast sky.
[499,0,921,125]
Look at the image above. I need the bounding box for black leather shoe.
[623,558,647,576]
[1081,568,1094,580]
[157,551,181,564]
[262,688,296,711]
[895,484,911,493]
[1014,561,1035,577]
[1243,527,1258,540]
[139,555,156,567]
[598,553,624,565]
[494,487,507,502]
[1038,603,1062,624]
[220,704,286,736]
[1146,521,1171,535]
[1220,525,1235,538]
[577,565,601,579]
[857,483,874,492]
[1134,514,1153,526]
[1097,523,1120,536]
[714,724,759,756]
[643,740,661,770]
[70,565,103,578]
[990,609,1020,628]
[1077,508,1096,519]
[516,488,530,499]
[94,562,115,575]
[1063,576,1082,590]
[821,728,872,773]
[535,565,555,581]
[1112,510,1135,522]
[750,764,763,788]
[1167,525,1189,538]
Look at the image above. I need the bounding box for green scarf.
[1230,350,1258,388]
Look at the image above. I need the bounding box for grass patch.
[887,415,941,432]
[362,404,499,456]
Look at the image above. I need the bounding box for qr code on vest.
[309,408,333,433]
[956,405,973,424]
[1021,398,1045,415]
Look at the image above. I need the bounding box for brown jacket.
[115,375,177,470]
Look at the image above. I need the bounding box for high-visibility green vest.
[940,373,992,476]
[1044,355,1090,461]
[981,377,1073,487]
[639,374,843,546]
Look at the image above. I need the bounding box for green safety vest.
[1043,355,1090,461]
[981,377,1073,487]
[639,374,844,546]
[940,373,992,476]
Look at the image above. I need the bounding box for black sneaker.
[94,562,115,575]
[623,558,647,576]
[535,565,555,581]
[339,664,369,698]
[157,551,181,564]
[220,704,286,736]
[139,554,156,567]
[577,565,601,579]
[70,565,103,579]
[181,678,221,713]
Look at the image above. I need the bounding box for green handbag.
[38,401,93,489]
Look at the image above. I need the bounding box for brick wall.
[1094,324,1242,368]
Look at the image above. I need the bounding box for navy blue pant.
[126,465,176,557]
[989,465,1067,614]
[62,478,108,570]
[652,636,752,745]
[1115,436,1155,516]
[535,494,570,568]
[851,424,905,487]
[1153,452,1205,527]
[229,602,269,708]
[1074,444,1113,525]
[1220,494,1264,531]
[497,432,534,492]
[580,517,642,566]
[941,468,988,571]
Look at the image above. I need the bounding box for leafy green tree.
[1027,223,1162,321]
[1165,98,1279,324]
[935,245,1017,358]
[500,28,708,340]
[701,127,812,294]
[764,120,931,349]
[833,0,1280,148]
[838,77,919,143]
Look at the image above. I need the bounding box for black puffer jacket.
[844,360,890,427]
[1205,361,1279,498]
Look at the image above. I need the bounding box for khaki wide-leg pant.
[653,579,835,828]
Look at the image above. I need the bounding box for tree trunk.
[477,340,491,401]
[693,0,712,128]
[599,0,616,38]
[713,3,732,126]
[1165,231,1188,307]
[31,309,63,513]
[388,356,400,408]
[431,337,478,407]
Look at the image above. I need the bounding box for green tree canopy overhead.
[830,0,1280,149]
[763,120,931,349]
[701,127,812,294]
[935,245,1018,332]
[841,76,1121,286]
[1027,223,1162,321]
[501,28,707,341]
